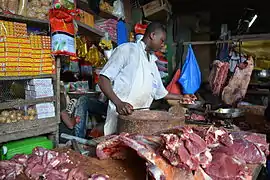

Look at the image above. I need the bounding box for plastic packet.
[112,0,125,19]
[8,0,18,14]
[18,0,28,16]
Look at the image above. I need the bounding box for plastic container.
[0,136,53,160]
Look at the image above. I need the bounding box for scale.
[183,101,245,129]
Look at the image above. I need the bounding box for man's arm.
[98,75,122,106]
[98,45,133,115]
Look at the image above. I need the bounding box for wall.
[174,12,212,82]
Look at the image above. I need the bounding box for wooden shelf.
[0,13,48,26]
[0,117,58,143]
[0,96,56,110]
[0,74,56,81]
[76,20,104,37]
[0,13,106,41]
[77,0,118,20]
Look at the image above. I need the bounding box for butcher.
[98,22,186,135]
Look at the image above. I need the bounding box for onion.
[17,116,23,121]
[6,118,11,123]
[1,111,10,117]
[29,116,35,121]
[0,116,6,123]
[10,114,17,120]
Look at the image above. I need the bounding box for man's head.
[143,22,166,52]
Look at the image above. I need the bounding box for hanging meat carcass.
[222,56,254,105]
[208,60,230,95]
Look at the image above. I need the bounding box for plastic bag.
[112,0,125,19]
[178,45,201,94]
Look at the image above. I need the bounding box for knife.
[133,107,150,111]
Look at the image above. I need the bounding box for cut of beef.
[222,56,254,105]
[230,131,269,157]
[204,151,247,180]
[0,147,91,180]
[96,133,194,180]
[215,139,266,164]
[193,126,233,148]
[208,60,229,95]
[190,113,205,121]
[180,127,207,155]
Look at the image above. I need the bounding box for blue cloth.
[117,20,128,45]
[74,96,107,138]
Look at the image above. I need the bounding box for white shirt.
[100,41,168,135]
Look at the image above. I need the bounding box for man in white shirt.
[98,22,184,135]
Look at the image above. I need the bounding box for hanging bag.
[178,44,201,94]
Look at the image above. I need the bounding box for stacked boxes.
[25,78,54,100]
[0,20,27,36]
[0,35,54,76]
[35,103,55,119]
[79,9,94,27]
[0,20,54,77]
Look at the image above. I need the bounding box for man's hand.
[116,101,133,115]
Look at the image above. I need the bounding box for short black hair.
[144,22,166,36]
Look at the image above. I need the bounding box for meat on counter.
[96,126,269,180]
[0,147,108,180]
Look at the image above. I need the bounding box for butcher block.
[118,110,185,135]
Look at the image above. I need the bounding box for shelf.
[0,74,56,81]
[0,96,56,110]
[0,117,58,143]
[0,13,106,41]
[0,13,48,25]
[76,20,105,37]
[77,0,118,20]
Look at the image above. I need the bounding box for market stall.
[0,0,269,180]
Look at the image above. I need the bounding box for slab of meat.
[193,126,233,148]
[222,56,254,105]
[208,60,229,95]
[215,139,266,164]
[96,133,194,180]
[160,127,212,170]
[0,147,91,180]
[181,127,207,155]
[230,131,269,157]
[204,151,247,180]
[190,113,205,121]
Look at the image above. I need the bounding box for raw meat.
[204,151,247,180]
[190,113,205,121]
[193,126,233,148]
[215,139,266,164]
[0,147,93,180]
[96,133,194,180]
[181,129,207,155]
[208,60,229,95]
[230,131,269,156]
[160,127,211,170]
[222,56,254,105]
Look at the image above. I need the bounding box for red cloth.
[166,69,182,95]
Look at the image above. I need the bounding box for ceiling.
[168,0,270,34]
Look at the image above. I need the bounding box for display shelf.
[0,13,48,25]
[0,74,56,81]
[0,117,58,143]
[76,20,104,37]
[0,96,56,110]
[0,13,106,41]
[77,0,118,20]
